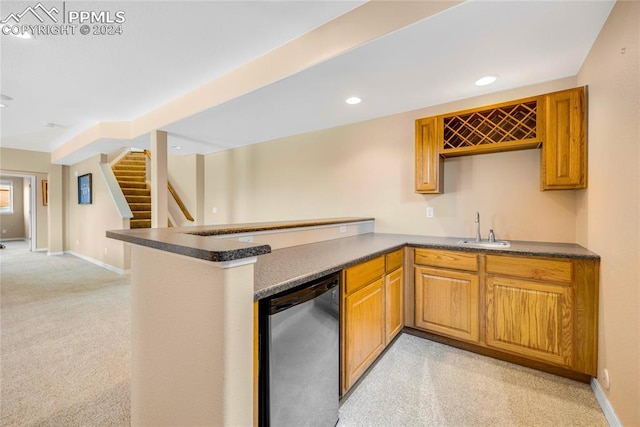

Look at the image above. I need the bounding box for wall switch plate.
[238,236,253,243]
[212,207,218,214]
[426,207,434,218]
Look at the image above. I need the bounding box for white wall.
[576,2,640,425]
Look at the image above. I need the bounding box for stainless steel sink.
[457,239,511,248]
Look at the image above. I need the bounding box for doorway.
[0,172,37,252]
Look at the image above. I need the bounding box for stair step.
[121,188,150,196]
[118,181,147,189]
[116,177,146,184]
[130,219,151,229]
[133,211,151,219]
[113,165,145,172]
[114,170,145,177]
[130,203,151,211]
[126,195,151,203]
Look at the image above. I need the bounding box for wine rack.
[441,99,541,156]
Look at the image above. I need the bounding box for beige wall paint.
[66,155,130,271]
[0,148,63,253]
[576,1,640,425]
[0,176,26,239]
[168,154,204,226]
[205,77,579,243]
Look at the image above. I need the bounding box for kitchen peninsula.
[107,217,599,426]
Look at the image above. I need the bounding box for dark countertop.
[254,233,600,300]
[106,217,599,298]
[106,217,372,262]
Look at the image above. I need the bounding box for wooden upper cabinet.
[440,97,542,157]
[541,86,587,190]
[414,86,587,193]
[415,116,444,194]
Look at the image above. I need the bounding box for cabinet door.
[343,278,385,392]
[385,267,404,344]
[541,86,587,190]
[486,276,573,367]
[414,266,479,342]
[415,116,444,194]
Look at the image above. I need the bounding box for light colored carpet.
[0,241,131,426]
[338,333,607,426]
[1,240,607,427]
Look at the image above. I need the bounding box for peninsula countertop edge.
[105,218,600,298]
[106,217,373,262]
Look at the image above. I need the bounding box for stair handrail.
[144,150,195,222]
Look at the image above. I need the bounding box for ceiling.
[1,1,615,165]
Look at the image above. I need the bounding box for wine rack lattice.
[442,101,538,152]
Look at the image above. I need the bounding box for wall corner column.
[150,130,168,228]
[130,246,255,426]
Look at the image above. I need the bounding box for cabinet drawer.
[486,255,572,284]
[385,249,403,273]
[414,248,478,272]
[345,256,385,294]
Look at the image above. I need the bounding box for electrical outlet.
[426,207,434,218]
[212,207,218,214]
[1,229,6,234]
[339,225,347,233]
[238,236,253,243]
[104,247,108,255]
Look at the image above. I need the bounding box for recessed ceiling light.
[171,145,182,149]
[345,96,361,105]
[475,76,498,86]
[0,103,6,108]
[43,122,59,128]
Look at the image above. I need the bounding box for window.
[0,181,13,214]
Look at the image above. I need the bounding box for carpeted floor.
[0,241,131,426]
[338,334,607,426]
[1,240,607,426]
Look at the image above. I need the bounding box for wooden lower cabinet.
[343,277,386,392]
[412,248,598,377]
[385,267,404,344]
[342,249,405,394]
[486,275,573,367]
[415,266,479,343]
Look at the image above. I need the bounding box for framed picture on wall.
[42,180,48,206]
[78,173,92,205]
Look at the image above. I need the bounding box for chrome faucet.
[475,212,481,242]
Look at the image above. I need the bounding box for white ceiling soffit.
[1,1,615,164]
[0,0,365,159]
[163,0,615,155]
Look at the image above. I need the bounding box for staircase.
[112,152,151,229]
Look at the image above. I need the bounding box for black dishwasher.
[259,273,340,426]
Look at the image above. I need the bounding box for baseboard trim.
[0,237,28,242]
[591,377,622,427]
[47,251,64,256]
[65,251,128,275]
